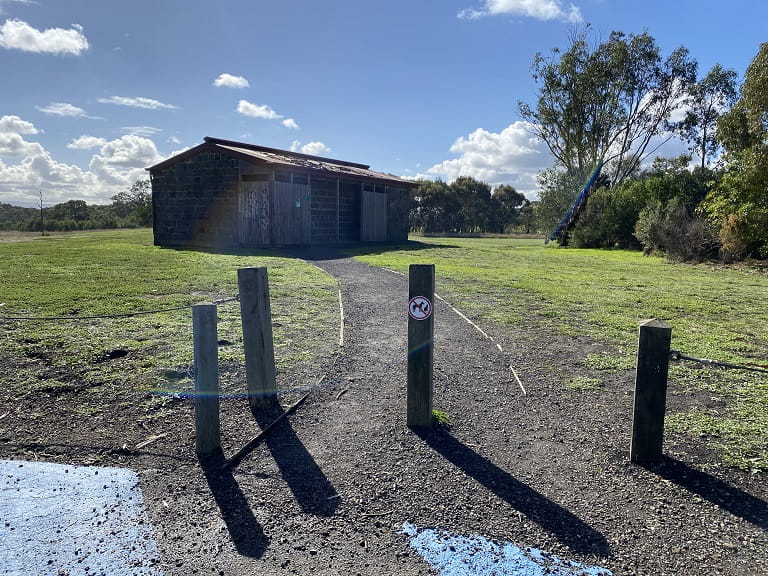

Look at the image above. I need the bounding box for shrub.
[635,198,720,261]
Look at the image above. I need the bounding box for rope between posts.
[670,350,768,374]
[0,295,240,322]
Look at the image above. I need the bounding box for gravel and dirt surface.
[2,249,767,575]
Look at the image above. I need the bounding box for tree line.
[0,180,151,232]
[409,176,534,235]
[412,28,768,261]
[518,27,768,261]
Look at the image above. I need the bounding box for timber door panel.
[239,181,270,246]
[361,190,387,241]
[272,182,311,245]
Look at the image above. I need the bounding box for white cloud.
[36,102,88,117]
[92,134,162,168]
[282,118,299,130]
[0,114,38,134]
[97,96,178,110]
[236,99,281,120]
[0,117,164,204]
[0,131,44,156]
[459,0,582,23]
[237,100,299,129]
[213,73,249,89]
[291,141,331,156]
[167,136,181,145]
[67,135,107,150]
[424,121,554,198]
[121,126,163,137]
[0,18,89,54]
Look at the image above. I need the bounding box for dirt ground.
[1,250,767,575]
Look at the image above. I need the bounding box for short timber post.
[238,267,278,410]
[407,264,435,427]
[193,303,220,455]
[630,318,672,464]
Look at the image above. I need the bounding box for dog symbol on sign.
[409,296,432,320]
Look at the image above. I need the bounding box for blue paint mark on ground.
[0,459,164,576]
[401,523,612,576]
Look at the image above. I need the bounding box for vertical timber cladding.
[272,172,311,245]
[238,172,270,246]
[361,183,388,241]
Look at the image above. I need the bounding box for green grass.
[432,409,452,428]
[0,229,339,406]
[351,236,768,472]
[565,376,602,392]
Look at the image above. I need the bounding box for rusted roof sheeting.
[147,136,417,187]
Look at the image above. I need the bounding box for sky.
[0,0,766,207]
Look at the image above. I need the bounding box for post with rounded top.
[193,303,220,455]
[630,318,672,464]
[238,267,278,410]
[407,264,435,427]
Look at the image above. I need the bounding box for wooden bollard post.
[238,267,278,410]
[630,318,672,464]
[193,303,220,455]
[407,264,435,427]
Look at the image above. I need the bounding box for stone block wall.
[310,177,338,243]
[151,150,240,247]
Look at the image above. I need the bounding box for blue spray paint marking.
[0,459,164,576]
[401,523,612,576]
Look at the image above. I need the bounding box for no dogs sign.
[409,296,433,320]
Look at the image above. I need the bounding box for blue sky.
[0,0,765,206]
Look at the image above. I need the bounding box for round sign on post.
[409,296,432,321]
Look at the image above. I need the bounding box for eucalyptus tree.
[519,28,697,187]
[677,64,738,170]
[704,43,768,257]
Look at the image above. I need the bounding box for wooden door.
[272,182,311,245]
[239,180,270,246]
[360,190,387,241]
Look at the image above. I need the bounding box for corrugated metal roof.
[147,137,417,187]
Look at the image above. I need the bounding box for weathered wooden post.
[630,318,672,464]
[238,267,278,410]
[193,303,220,455]
[407,264,435,427]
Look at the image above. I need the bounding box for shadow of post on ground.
[199,448,269,558]
[415,428,612,558]
[251,404,340,516]
[642,456,768,530]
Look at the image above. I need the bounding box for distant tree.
[112,179,152,227]
[519,28,697,187]
[677,64,738,170]
[38,189,45,236]
[490,185,528,232]
[51,199,90,223]
[452,176,493,233]
[411,180,461,234]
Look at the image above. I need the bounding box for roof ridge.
[203,136,370,169]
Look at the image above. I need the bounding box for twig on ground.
[135,433,169,450]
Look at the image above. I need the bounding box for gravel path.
[134,253,767,575]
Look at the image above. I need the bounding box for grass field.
[0,229,339,416]
[352,236,768,473]
[1,230,765,472]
